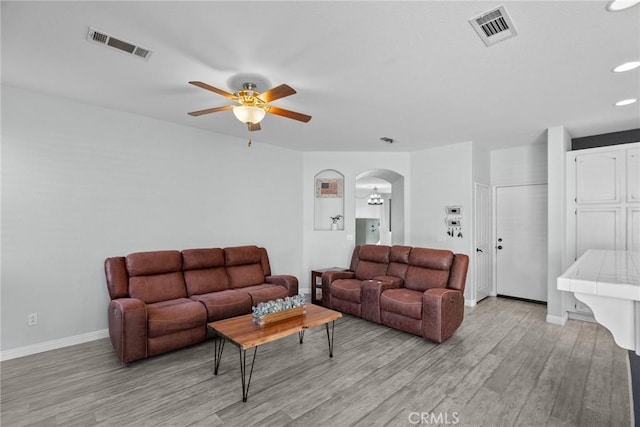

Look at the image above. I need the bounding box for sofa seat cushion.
[190,290,252,321]
[380,288,423,320]
[240,284,288,305]
[331,279,364,303]
[146,298,207,338]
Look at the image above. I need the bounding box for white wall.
[302,153,410,292]
[410,142,474,300]
[473,144,491,187]
[491,143,548,186]
[546,126,571,324]
[1,86,303,351]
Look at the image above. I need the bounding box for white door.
[474,183,491,302]
[496,184,548,302]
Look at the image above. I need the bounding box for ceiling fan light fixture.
[613,61,640,72]
[615,98,638,106]
[606,0,640,11]
[233,105,266,124]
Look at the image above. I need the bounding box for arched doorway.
[355,169,405,245]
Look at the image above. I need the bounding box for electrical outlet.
[28,313,38,326]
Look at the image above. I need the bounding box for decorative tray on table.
[252,295,307,327]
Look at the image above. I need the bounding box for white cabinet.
[629,207,640,253]
[627,148,640,203]
[576,207,623,255]
[576,151,621,204]
[567,142,640,316]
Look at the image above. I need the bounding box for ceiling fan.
[187,81,312,131]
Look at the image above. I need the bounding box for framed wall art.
[316,178,343,198]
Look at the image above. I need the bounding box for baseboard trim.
[0,329,109,361]
[465,299,477,307]
[546,313,568,325]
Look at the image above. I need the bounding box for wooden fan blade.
[189,81,235,99]
[247,122,261,131]
[257,84,296,103]
[267,106,312,123]
[187,105,233,116]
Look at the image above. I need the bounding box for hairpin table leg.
[325,321,335,357]
[213,337,225,375]
[239,347,258,402]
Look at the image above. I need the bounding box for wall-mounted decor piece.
[445,205,463,238]
[316,178,343,198]
[314,170,345,230]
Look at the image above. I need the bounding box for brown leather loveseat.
[322,245,468,343]
[105,245,298,363]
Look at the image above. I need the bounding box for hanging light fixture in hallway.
[367,187,384,205]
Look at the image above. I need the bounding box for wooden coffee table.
[208,304,342,402]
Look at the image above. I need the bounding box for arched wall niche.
[355,169,405,245]
[314,169,345,231]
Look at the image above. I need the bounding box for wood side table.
[311,267,347,305]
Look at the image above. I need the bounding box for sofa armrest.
[421,288,464,343]
[362,279,401,323]
[373,275,404,287]
[321,270,355,307]
[109,298,147,363]
[266,275,299,296]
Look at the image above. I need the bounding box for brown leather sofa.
[322,245,468,343]
[105,245,298,363]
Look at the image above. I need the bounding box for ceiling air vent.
[469,5,518,47]
[86,27,153,60]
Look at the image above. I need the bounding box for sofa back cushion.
[182,248,229,295]
[404,248,454,292]
[354,245,390,280]
[224,246,266,288]
[386,245,411,279]
[105,257,129,299]
[126,251,187,303]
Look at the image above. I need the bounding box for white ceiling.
[2,1,639,152]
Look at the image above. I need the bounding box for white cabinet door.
[627,147,640,203]
[576,207,624,258]
[628,207,640,253]
[576,151,620,204]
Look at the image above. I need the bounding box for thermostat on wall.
[446,219,461,227]
[446,206,462,215]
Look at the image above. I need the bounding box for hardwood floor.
[1,297,631,426]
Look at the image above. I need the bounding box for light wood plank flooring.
[1,297,631,426]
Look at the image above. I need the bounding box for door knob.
[476,248,483,253]
[497,245,503,250]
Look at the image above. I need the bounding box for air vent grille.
[91,31,108,44]
[86,27,153,60]
[469,5,518,47]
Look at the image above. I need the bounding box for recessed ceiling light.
[613,61,640,72]
[606,0,640,11]
[615,98,638,106]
